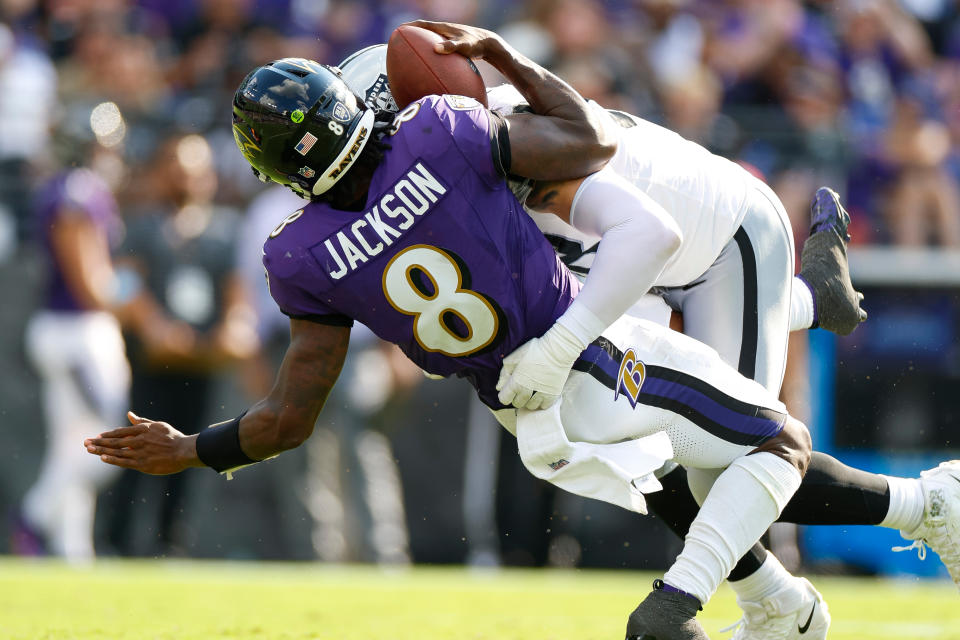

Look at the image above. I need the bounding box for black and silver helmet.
[232,58,374,197]
[338,44,398,113]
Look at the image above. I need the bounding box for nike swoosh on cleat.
[798,602,817,634]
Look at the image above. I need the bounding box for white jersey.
[530,102,753,287]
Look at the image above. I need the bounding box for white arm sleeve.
[556,165,682,345]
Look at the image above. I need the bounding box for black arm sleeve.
[488,110,512,177]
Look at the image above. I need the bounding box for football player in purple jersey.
[84,21,960,640]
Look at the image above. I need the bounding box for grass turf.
[0,558,957,639]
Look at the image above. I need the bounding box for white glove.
[496,321,587,410]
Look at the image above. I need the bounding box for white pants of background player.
[493,313,802,603]
[22,311,130,561]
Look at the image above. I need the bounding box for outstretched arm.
[409,20,616,180]
[84,318,350,474]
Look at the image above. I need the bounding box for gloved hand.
[496,321,586,410]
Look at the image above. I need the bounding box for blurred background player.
[13,103,132,562]
[101,132,259,557]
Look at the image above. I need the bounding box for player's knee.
[751,416,811,476]
[788,417,813,475]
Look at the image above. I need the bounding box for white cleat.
[894,460,960,590]
[721,577,830,640]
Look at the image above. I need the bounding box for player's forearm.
[237,399,317,461]
[231,319,349,462]
[486,43,616,178]
[558,167,682,342]
[409,20,615,178]
[483,39,588,126]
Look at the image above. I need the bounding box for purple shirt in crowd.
[263,95,579,408]
[35,169,119,312]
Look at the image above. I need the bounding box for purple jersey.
[263,95,580,408]
[35,169,119,312]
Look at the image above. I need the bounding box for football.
[386,24,488,109]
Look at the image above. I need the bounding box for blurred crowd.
[3,0,960,565]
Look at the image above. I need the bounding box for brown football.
[386,24,488,109]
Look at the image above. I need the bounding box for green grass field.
[0,558,957,640]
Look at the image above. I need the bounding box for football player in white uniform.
[338,42,960,640]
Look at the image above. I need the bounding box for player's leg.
[797,186,867,335]
[657,182,826,638]
[685,441,960,591]
[627,420,810,639]
[20,312,126,561]
[560,319,808,639]
[758,451,957,589]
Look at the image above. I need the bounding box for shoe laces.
[893,484,960,585]
[892,538,927,561]
[720,618,744,636]
[720,599,789,639]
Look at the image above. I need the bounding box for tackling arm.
[408,20,616,180]
[84,318,350,474]
[497,167,682,409]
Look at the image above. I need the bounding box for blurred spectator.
[700,0,805,93]
[882,85,960,246]
[103,132,258,556]
[13,120,131,563]
[0,21,56,259]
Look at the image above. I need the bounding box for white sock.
[663,453,802,604]
[729,550,795,603]
[880,475,925,532]
[790,277,816,331]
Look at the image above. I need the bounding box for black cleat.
[798,187,867,336]
[625,580,710,640]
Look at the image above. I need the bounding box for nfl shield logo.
[298,166,315,178]
[332,102,350,122]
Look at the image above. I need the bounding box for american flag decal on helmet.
[295,132,318,155]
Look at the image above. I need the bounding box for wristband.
[196,410,256,473]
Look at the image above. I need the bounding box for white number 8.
[328,121,344,136]
[383,245,499,357]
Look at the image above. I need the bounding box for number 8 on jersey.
[383,245,501,357]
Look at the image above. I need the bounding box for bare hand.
[406,20,505,60]
[84,412,201,475]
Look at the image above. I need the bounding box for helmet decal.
[291,110,304,123]
[232,123,261,160]
[312,108,375,195]
[332,102,350,122]
[294,132,318,155]
[277,58,324,75]
[338,44,399,113]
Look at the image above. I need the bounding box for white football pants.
[22,310,130,561]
